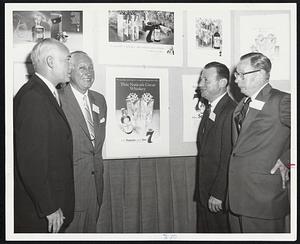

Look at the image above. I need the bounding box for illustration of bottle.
[154,24,161,42]
[32,15,45,42]
[134,15,140,40]
[212,26,221,49]
[123,15,129,41]
[144,22,154,42]
[120,108,133,134]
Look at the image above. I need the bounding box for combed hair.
[240,52,272,80]
[204,61,230,86]
[30,38,64,71]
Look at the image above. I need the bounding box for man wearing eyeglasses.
[59,51,107,232]
[228,52,290,233]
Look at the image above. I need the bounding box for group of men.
[14,38,106,233]
[194,54,290,233]
[13,38,290,234]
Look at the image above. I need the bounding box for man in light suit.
[228,52,290,233]
[59,51,107,232]
[14,38,75,233]
[193,62,236,232]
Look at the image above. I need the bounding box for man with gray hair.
[228,52,290,232]
[59,51,107,232]
[14,38,75,233]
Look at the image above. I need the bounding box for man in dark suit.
[14,38,75,233]
[59,51,107,232]
[228,52,290,232]
[193,62,236,232]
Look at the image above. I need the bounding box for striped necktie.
[83,95,95,146]
[235,97,252,134]
[53,90,60,106]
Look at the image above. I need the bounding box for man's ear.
[46,56,54,69]
[219,78,228,88]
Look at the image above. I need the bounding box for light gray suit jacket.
[59,84,107,211]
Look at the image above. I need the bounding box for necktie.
[201,103,211,134]
[235,97,251,133]
[53,90,60,106]
[83,95,95,146]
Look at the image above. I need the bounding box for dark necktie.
[235,97,251,133]
[201,103,211,134]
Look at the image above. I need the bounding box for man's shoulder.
[89,89,106,103]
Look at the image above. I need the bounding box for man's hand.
[208,196,223,213]
[270,158,290,189]
[46,208,65,233]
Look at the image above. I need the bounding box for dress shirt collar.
[209,92,227,112]
[35,72,57,95]
[70,83,91,111]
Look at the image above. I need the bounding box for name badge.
[249,99,265,110]
[92,104,100,114]
[209,112,216,122]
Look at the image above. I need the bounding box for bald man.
[14,38,75,233]
[59,51,107,232]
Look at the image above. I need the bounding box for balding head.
[69,51,95,94]
[31,38,71,86]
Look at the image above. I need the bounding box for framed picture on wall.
[96,6,183,66]
[187,9,231,68]
[238,12,290,81]
[105,67,169,159]
[12,10,83,62]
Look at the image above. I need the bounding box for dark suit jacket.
[194,93,236,207]
[228,83,290,219]
[14,74,75,232]
[59,84,107,211]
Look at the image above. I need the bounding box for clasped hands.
[46,208,65,233]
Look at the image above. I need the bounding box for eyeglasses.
[234,69,261,79]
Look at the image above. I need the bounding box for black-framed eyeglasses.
[234,69,261,79]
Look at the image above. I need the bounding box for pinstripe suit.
[59,83,107,232]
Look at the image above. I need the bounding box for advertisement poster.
[105,67,169,158]
[96,7,183,66]
[12,10,83,62]
[182,74,206,142]
[187,10,230,68]
[239,13,290,80]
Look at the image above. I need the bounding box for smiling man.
[228,52,290,233]
[59,51,107,232]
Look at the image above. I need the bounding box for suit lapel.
[33,75,71,131]
[234,84,272,148]
[63,85,92,142]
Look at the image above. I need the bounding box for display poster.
[187,9,230,68]
[12,10,83,62]
[96,7,183,66]
[182,74,206,142]
[239,14,290,80]
[105,67,169,158]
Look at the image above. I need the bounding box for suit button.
[232,153,236,157]
[91,171,95,175]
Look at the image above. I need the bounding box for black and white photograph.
[109,10,174,45]
[3,2,297,242]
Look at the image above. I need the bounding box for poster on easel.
[187,9,230,68]
[105,67,169,158]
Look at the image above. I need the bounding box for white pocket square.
[100,117,105,123]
